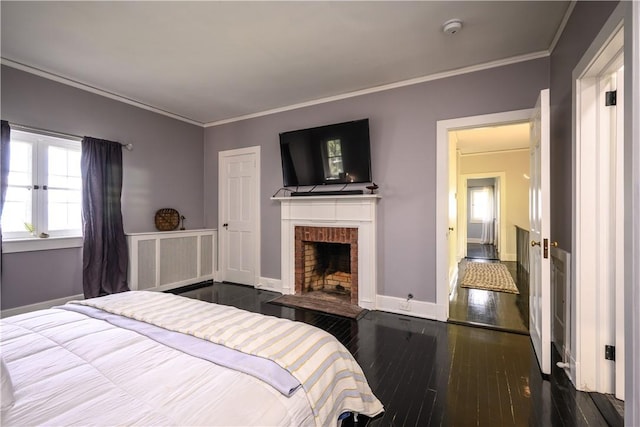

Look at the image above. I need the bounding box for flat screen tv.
[279,119,372,187]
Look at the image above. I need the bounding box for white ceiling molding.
[548,0,577,54]
[1,58,204,127]
[205,50,550,128]
[3,49,549,130]
[460,147,530,157]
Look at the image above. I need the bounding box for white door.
[494,177,501,254]
[529,89,551,375]
[219,147,260,285]
[611,66,625,400]
[447,136,458,291]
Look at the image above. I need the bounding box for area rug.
[269,294,367,319]
[460,262,519,294]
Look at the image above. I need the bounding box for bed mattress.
[0,308,314,426]
[0,291,383,426]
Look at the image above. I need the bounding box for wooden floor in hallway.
[172,282,607,426]
[466,243,500,260]
[449,259,529,334]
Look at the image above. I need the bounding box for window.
[325,138,344,180]
[470,187,491,223]
[2,130,82,239]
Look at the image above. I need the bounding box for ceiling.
[1,1,570,126]
[451,123,531,155]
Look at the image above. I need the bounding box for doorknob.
[448,227,454,231]
[531,240,541,247]
[550,241,558,248]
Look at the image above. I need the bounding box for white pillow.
[1,357,15,411]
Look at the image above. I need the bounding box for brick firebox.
[294,226,358,305]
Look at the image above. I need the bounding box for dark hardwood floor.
[449,259,529,334]
[173,282,607,427]
[466,243,500,260]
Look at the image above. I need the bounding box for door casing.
[573,14,625,396]
[436,109,533,321]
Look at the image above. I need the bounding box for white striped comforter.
[70,291,383,427]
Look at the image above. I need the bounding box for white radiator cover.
[127,229,217,292]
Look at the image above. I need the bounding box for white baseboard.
[1,293,85,318]
[256,277,283,293]
[449,266,459,296]
[375,294,445,321]
[255,279,448,321]
[467,238,483,243]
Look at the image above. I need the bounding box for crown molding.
[460,147,530,157]
[548,0,577,54]
[2,49,550,130]
[1,58,204,127]
[205,50,549,127]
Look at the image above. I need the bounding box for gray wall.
[549,1,619,249]
[204,58,549,302]
[1,65,205,309]
[2,249,82,308]
[4,0,613,307]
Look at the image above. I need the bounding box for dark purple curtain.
[0,121,10,273]
[81,137,129,298]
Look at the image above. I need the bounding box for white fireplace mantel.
[272,194,380,310]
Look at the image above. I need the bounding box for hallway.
[449,259,529,334]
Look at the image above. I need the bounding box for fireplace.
[275,194,379,310]
[295,226,358,305]
[303,242,351,294]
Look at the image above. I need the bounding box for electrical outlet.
[400,293,414,311]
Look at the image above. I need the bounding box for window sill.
[2,236,83,253]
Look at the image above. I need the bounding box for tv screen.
[279,119,372,187]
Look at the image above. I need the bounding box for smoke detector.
[442,19,463,35]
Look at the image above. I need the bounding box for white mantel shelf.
[275,194,380,310]
[271,194,380,202]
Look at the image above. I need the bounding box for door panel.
[448,136,458,291]
[219,148,259,285]
[529,89,551,375]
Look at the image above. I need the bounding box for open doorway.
[447,123,530,333]
[460,173,505,261]
[466,177,499,261]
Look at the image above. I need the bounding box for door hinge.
[605,90,617,106]
[605,345,616,361]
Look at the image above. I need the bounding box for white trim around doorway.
[436,109,533,322]
[626,2,640,423]
[572,3,626,398]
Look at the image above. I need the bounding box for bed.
[0,291,383,426]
